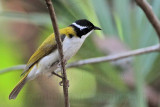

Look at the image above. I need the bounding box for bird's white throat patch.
[72,23,87,30]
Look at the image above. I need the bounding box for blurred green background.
[0,0,160,107]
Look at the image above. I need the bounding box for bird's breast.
[63,36,85,60]
[35,36,85,75]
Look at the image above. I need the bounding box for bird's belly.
[37,50,59,73]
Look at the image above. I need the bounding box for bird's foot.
[59,80,69,87]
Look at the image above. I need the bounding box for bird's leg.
[58,59,69,87]
[50,59,68,86]
[64,59,67,65]
[57,59,67,68]
[49,72,69,87]
[48,71,63,79]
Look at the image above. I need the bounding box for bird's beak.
[94,26,101,30]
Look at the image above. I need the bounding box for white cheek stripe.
[72,23,87,30]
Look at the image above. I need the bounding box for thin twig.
[44,0,69,107]
[0,65,25,74]
[67,44,160,68]
[1,44,160,73]
[135,0,160,40]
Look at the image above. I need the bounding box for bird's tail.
[9,68,31,100]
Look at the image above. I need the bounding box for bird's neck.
[60,27,76,37]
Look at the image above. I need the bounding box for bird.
[9,19,101,100]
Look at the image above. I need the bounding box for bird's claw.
[59,81,63,86]
[59,80,69,87]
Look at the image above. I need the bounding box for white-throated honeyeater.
[9,19,101,100]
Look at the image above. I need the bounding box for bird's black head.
[70,19,101,38]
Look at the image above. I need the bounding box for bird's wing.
[21,34,66,76]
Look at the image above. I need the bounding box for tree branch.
[1,44,160,73]
[67,44,160,68]
[44,0,69,107]
[135,0,160,40]
[0,65,25,74]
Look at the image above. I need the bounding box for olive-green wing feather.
[21,34,65,76]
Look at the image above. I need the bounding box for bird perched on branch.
[9,19,101,100]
